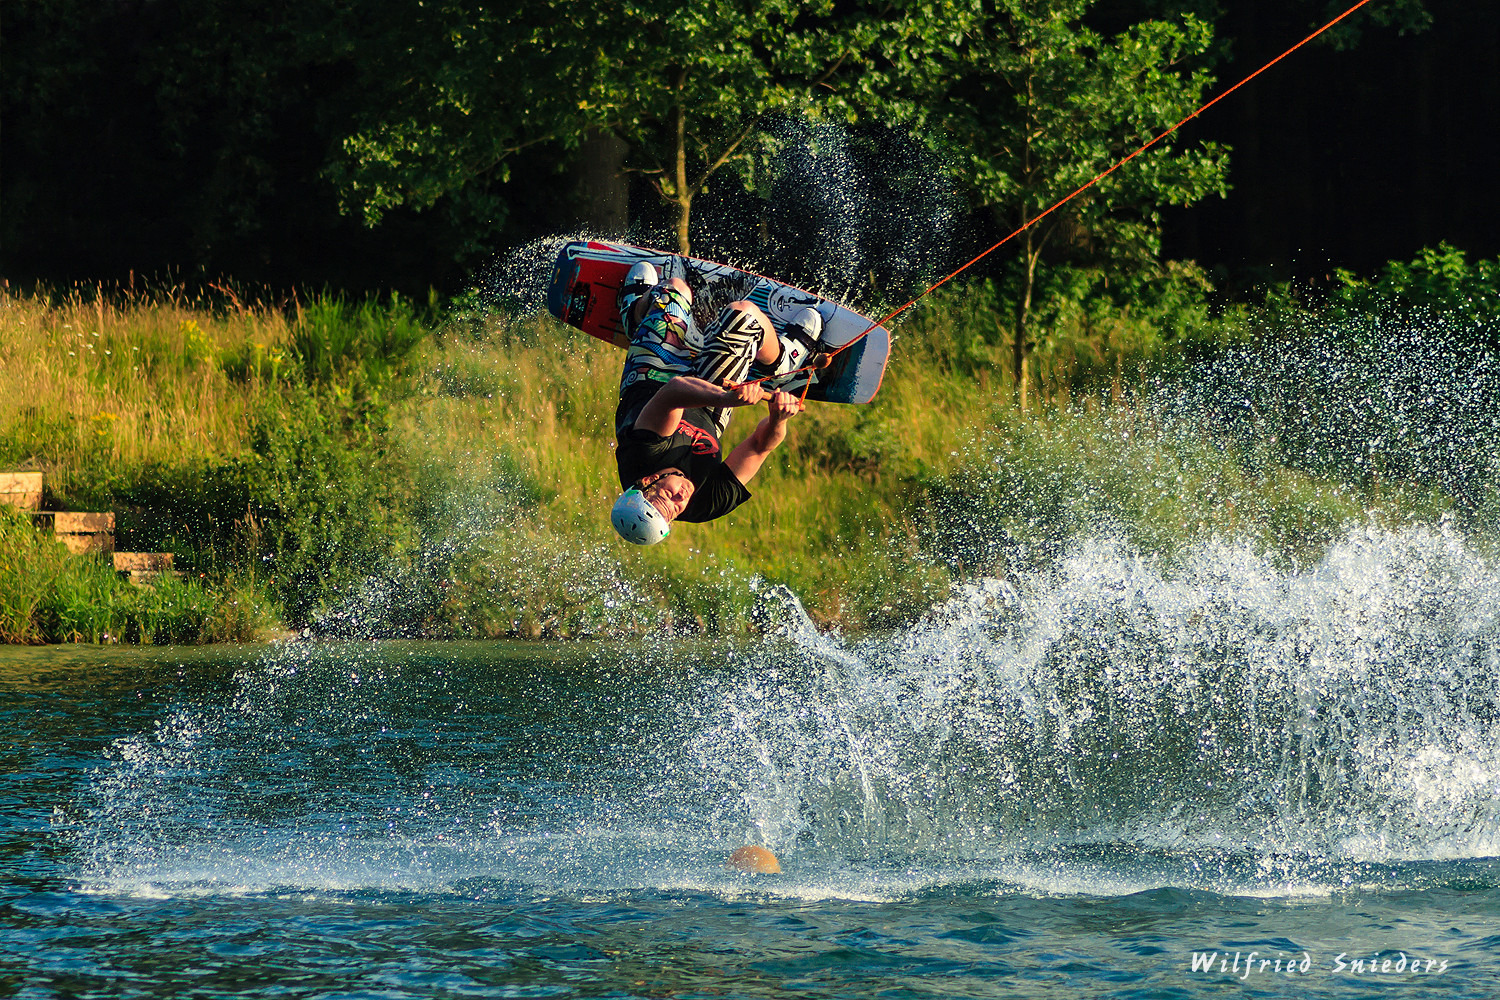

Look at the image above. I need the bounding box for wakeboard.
[546,240,890,404]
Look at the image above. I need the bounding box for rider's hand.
[766,390,804,421]
[723,381,767,407]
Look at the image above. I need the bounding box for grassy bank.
[2,249,1495,643]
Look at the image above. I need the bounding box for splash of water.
[468,120,960,319]
[59,124,1500,901]
[743,119,962,308]
[61,525,1500,901]
[681,525,1500,868]
[1167,313,1500,512]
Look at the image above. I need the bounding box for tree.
[574,0,837,254]
[328,0,977,255]
[932,0,1230,408]
[586,0,989,254]
[322,0,576,247]
[330,0,818,253]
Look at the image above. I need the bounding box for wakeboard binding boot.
[619,261,660,322]
[755,307,828,388]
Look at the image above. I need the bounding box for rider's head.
[610,471,695,545]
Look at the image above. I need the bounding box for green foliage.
[915,0,1231,403]
[1174,314,1500,533]
[329,0,977,252]
[233,385,418,624]
[322,0,1228,268]
[324,0,559,231]
[4,258,1494,645]
[293,294,430,386]
[0,507,255,644]
[940,2,1228,237]
[100,384,425,633]
[1331,243,1500,332]
[0,509,61,644]
[0,288,441,635]
[128,572,214,645]
[1243,247,1500,347]
[2,0,1466,298]
[1198,246,1500,533]
[1018,261,1249,392]
[902,260,1247,399]
[200,573,283,644]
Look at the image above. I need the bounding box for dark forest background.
[3,0,1496,298]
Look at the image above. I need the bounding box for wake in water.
[684,525,1500,871]
[61,524,1500,901]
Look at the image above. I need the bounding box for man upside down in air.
[609,261,826,545]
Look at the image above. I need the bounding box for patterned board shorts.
[618,283,762,434]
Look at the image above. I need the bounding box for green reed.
[1,268,1485,642]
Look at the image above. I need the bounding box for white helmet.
[611,488,671,545]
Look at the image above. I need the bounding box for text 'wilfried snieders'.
[1190,951,1450,979]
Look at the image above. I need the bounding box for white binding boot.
[765,307,824,380]
[619,261,659,320]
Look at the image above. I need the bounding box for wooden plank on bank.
[32,511,116,555]
[0,472,43,510]
[114,552,173,573]
[53,512,115,534]
[114,552,178,585]
[60,532,115,555]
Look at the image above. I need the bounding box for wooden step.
[0,472,43,511]
[33,511,116,555]
[113,552,173,573]
[114,552,178,585]
[51,511,115,534]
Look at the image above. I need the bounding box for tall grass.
[0,507,275,643]
[395,301,1462,634]
[0,284,295,505]
[2,258,1489,642]
[0,282,420,642]
[399,314,955,631]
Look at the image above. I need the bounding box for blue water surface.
[5,534,1500,999]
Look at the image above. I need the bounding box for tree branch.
[810,50,850,91]
[687,117,761,199]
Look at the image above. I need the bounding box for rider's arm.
[724,393,802,485]
[633,376,765,436]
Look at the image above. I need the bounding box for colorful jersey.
[613,282,762,523]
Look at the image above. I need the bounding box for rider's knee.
[726,300,769,323]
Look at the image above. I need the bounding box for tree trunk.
[1015,61,1037,413]
[1013,300,1029,413]
[1014,236,1039,414]
[573,127,629,235]
[672,73,692,255]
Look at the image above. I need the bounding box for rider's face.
[640,471,695,521]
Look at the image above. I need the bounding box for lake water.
[4,528,1499,998]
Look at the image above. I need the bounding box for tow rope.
[755,0,1376,394]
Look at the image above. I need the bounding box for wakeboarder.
[609,262,828,545]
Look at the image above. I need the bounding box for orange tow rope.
[754,0,1376,390]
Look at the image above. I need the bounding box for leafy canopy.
[936,0,1229,273]
[327,0,977,249]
